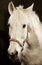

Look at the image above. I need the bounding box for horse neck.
[27,11,42,47]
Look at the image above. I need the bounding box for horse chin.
[9,54,21,65]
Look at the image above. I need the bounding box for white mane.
[8,1,42,65]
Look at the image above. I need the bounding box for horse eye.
[23,24,26,28]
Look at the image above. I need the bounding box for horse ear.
[26,3,34,11]
[8,1,15,15]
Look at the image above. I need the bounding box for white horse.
[8,1,42,65]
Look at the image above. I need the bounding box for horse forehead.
[9,10,28,25]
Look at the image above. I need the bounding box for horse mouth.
[8,50,21,64]
[9,54,21,65]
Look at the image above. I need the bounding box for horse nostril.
[11,51,18,56]
[15,51,18,55]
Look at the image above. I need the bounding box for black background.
[0,0,42,65]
